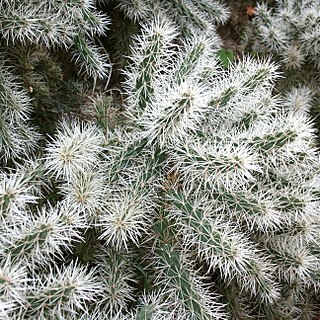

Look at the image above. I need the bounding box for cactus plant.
[0,0,111,79]
[1,1,320,319]
[245,0,320,130]
[113,0,230,33]
[249,0,320,71]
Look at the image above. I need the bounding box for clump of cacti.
[114,0,229,33]
[246,0,320,123]
[1,1,320,319]
[249,0,320,70]
[0,0,111,79]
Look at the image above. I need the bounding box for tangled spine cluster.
[0,0,111,79]
[251,0,320,70]
[1,0,320,319]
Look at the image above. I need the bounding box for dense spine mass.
[247,0,320,125]
[1,0,320,319]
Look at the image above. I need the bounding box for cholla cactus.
[0,64,40,163]
[1,1,320,320]
[0,0,111,79]
[115,0,230,33]
[100,18,319,318]
[0,0,110,164]
[100,0,229,86]
[250,0,320,70]
[246,0,320,151]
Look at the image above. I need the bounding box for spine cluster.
[251,0,320,70]
[1,0,320,319]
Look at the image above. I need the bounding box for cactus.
[1,0,320,319]
[114,0,229,33]
[246,0,320,130]
[249,0,320,71]
[0,0,111,80]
